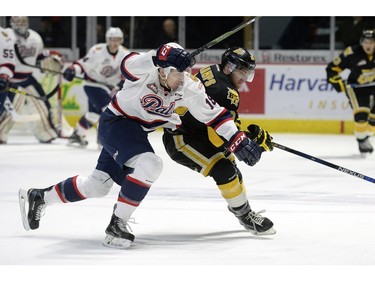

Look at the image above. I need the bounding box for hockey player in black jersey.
[326,29,375,155]
[162,47,275,235]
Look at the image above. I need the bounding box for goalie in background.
[162,47,275,236]
[326,29,375,156]
[0,26,16,134]
[63,27,130,148]
[0,16,63,144]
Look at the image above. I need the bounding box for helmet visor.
[228,62,255,82]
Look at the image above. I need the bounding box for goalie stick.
[14,44,114,89]
[273,142,375,184]
[190,16,261,58]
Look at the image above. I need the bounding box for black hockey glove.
[328,75,346,93]
[0,74,9,93]
[63,66,76,81]
[153,44,195,72]
[245,124,274,152]
[228,131,262,166]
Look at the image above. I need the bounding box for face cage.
[11,17,29,36]
[227,61,255,82]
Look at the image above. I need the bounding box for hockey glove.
[245,124,274,151]
[328,75,346,93]
[63,66,76,81]
[153,44,195,72]
[0,74,9,93]
[228,131,262,166]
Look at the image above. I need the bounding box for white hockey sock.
[44,187,64,206]
[115,201,137,222]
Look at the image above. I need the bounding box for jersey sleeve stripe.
[206,109,233,129]
[120,52,140,82]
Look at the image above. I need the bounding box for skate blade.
[102,234,132,249]
[248,227,276,236]
[18,189,30,231]
[66,142,88,148]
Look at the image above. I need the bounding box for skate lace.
[35,203,46,221]
[246,209,266,232]
[116,217,136,233]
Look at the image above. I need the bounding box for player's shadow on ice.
[16,230,272,257]
[134,229,272,248]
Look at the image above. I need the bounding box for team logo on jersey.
[100,65,116,77]
[227,88,239,106]
[147,83,158,94]
[17,45,36,58]
[141,94,175,117]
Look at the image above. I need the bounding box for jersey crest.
[227,87,239,106]
[141,94,175,117]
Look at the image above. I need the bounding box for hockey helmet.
[221,47,256,82]
[106,27,124,44]
[360,29,375,43]
[10,16,29,36]
[161,42,185,75]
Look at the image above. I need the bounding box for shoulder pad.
[343,46,353,57]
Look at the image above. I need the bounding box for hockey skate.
[103,205,135,249]
[67,130,88,147]
[358,136,373,156]
[18,187,51,231]
[228,202,276,235]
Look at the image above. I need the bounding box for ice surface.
[1,128,375,278]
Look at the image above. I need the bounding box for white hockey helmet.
[106,27,124,44]
[10,16,29,36]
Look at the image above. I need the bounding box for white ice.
[1,127,375,278]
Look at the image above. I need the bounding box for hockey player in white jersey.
[63,27,130,147]
[19,43,272,249]
[0,16,62,144]
[0,27,16,127]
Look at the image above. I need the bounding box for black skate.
[228,202,276,235]
[103,206,135,249]
[67,130,88,147]
[358,137,373,156]
[18,187,51,231]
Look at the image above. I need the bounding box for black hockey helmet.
[221,47,256,71]
[360,29,375,43]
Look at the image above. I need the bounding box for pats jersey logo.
[140,94,175,117]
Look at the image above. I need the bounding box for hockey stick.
[190,16,261,58]
[9,87,46,101]
[273,142,375,184]
[14,45,114,89]
[348,81,375,89]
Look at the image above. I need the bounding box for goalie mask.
[10,16,29,36]
[221,47,256,82]
[106,27,124,44]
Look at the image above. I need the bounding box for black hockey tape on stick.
[273,142,375,184]
[190,16,261,58]
[14,44,114,89]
